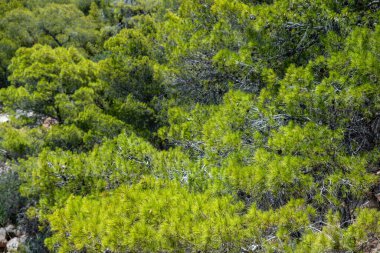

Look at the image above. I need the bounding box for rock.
[6,237,20,252]
[0,114,9,123]
[5,225,16,239]
[0,162,10,174]
[42,117,59,129]
[375,192,380,202]
[0,239,6,250]
[5,225,15,232]
[0,228,6,241]
[15,228,23,237]
[370,238,380,253]
[19,235,27,244]
[0,228,7,249]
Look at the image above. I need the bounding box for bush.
[0,167,23,226]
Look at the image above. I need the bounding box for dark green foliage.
[99,28,164,101]
[0,168,23,226]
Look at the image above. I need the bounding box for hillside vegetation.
[0,0,379,252]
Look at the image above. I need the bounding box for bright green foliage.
[258,24,380,154]
[3,44,99,118]
[227,123,376,210]
[19,133,153,206]
[19,133,201,208]
[45,178,245,253]
[343,208,380,249]
[161,91,377,211]
[0,1,106,84]
[0,44,130,150]
[244,199,316,252]
[8,45,98,91]
[294,209,380,252]
[156,0,380,104]
[0,123,44,159]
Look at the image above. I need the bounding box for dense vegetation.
[0,0,379,252]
